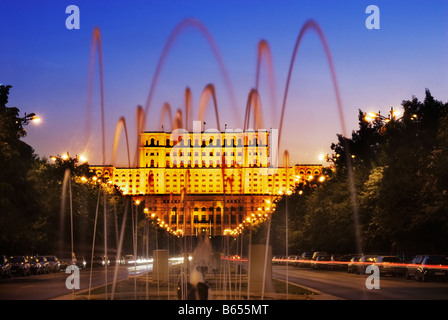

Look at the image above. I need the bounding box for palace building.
[90,125,324,237]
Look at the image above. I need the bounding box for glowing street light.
[17,112,40,125]
[364,107,404,123]
[79,155,88,163]
[30,115,41,124]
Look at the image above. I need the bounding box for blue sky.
[1,0,447,166]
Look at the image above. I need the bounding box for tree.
[265,89,448,257]
[0,85,40,254]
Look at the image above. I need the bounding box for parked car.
[45,255,61,272]
[287,255,300,265]
[76,256,87,269]
[272,256,281,264]
[0,255,11,278]
[330,254,359,271]
[35,256,50,274]
[59,258,72,269]
[92,256,110,267]
[356,255,378,275]
[28,256,44,275]
[109,256,124,266]
[375,255,406,276]
[9,256,31,276]
[272,256,287,265]
[124,255,135,265]
[406,255,448,282]
[311,255,332,270]
[312,252,328,261]
[298,252,313,268]
[347,255,362,273]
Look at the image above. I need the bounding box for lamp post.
[364,106,404,123]
[363,107,407,137]
[18,112,40,124]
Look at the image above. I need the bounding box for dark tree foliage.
[0,86,130,256]
[0,85,39,254]
[262,89,448,258]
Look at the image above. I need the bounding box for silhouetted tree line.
[0,85,170,257]
[255,89,448,259]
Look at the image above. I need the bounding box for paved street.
[2,262,448,300]
[273,265,448,300]
[0,265,130,300]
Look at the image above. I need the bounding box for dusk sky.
[1,0,447,166]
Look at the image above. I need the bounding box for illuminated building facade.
[90,125,324,237]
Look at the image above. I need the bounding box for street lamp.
[17,112,40,125]
[364,107,404,123]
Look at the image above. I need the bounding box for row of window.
[102,168,321,178]
[145,160,267,168]
[147,151,262,157]
[144,137,267,148]
[170,214,244,224]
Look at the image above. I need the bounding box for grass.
[272,278,316,295]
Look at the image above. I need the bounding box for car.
[9,256,31,276]
[0,255,11,278]
[92,256,110,267]
[330,254,359,271]
[28,256,44,275]
[124,255,135,265]
[347,255,362,273]
[59,258,72,269]
[287,255,300,265]
[76,256,87,269]
[311,255,332,270]
[356,255,378,275]
[298,252,314,267]
[109,256,122,266]
[312,252,328,261]
[35,256,50,274]
[275,256,288,265]
[59,255,78,270]
[375,255,406,276]
[405,255,448,282]
[45,255,61,272]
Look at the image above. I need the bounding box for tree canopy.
[259,89,448,259]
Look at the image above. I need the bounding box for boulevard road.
[273,265,448,300]
[0,265,131,300]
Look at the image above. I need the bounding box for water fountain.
[78,15,360,301]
